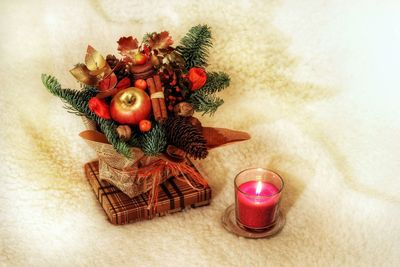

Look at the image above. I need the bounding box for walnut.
[166,145,186,162]
[173,102,194,117]
[116,125,132,141]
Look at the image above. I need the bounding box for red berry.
[139,120,152,132]
[134,79,147,90]
[168,105,173,111]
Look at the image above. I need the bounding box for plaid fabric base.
[84,160,212,225]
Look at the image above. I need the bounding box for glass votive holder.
[234,168,284,232]
[222,167,285,238]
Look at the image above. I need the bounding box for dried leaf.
[115,77,131,90]
[147,31,173,50]
[202,127,251,149]
[85,45,106,74]
[96,74,131,99]
[117,36,139,57]
[143,45,151,56]
[164,51,185,68]
[98,73,118,91]
[150,54,160,66]
[158,47,174,53]
[69,64,98,86]
[96,73,118,98]
[96,87,117,99]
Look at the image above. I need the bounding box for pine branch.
[189,89,224,116]
[201,71,230,94]
[140,124,167,156]
[127,133,141,148]
[41,74,133,158]
[176,25,212,69]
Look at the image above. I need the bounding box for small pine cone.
[106,55,133,82]
[106,54,119,69]
[164,117,208,159]
[115,64,132,81]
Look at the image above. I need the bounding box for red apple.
[110,87,151,125]
[133,53,147,65]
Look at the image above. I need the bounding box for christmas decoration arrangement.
[42,25,250,217]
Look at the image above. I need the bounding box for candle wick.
[256,181,262,195]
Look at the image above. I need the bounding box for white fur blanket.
[1,0,399,266]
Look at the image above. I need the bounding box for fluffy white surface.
[1,0,399,266]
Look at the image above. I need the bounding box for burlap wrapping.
[80,117,170,198]
[79,117,251,199]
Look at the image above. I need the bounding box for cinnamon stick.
[153,75,168,121]
[146,77,162,121]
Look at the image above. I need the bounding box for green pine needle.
[41,74,134,158]
[189,89,224,116]
[140,124,167,156]
[201,71,230,94]
[176,25,212,69]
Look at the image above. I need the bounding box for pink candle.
[236,180,280,230]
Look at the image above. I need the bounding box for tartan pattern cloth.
[84,160,212,225]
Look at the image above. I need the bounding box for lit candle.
[235,169,283,231]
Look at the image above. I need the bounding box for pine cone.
[106,55,133,82]
[164,117,208,159]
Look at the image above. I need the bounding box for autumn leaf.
[117,36,139,57]
[85,45,106,75]
[115,77,131,90]
[70,63,98,86]
[98,73,118,91]
[70,45,112,87]
[147,31,173,50]
[96,73,118,98]
[164,51,186,67]
[142,45,151,56]
[96,74,131,99]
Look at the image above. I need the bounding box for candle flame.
[256,181,262,195]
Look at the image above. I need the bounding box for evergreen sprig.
[41,74,133,158]
[176,25,212,69]
[201,71,230,94]
[189,89,224,116]
[140,124,167,156]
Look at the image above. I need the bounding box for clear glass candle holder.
[234,168,284,232]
